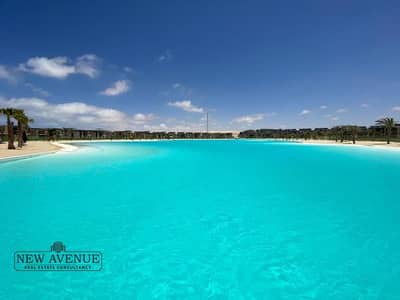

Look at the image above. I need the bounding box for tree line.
[239,117,398,144]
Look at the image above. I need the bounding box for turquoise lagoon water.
[1,140,400,299]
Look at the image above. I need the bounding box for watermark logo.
[14,241,102,271]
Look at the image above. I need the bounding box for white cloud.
[132,113,155,124]
[0,65,18,83]
[123,67,133,73]
[331,116,339,121]
[75,54,100,78]
[18,54,100,79]
[320,105,328,109]
[168,100,204,113]
[361,103,369,108]
[143,123,169,131]
[336,108,347,113]
[100,80,130,96]
[19,57,75,78]
[299,109,311,115]
[392,106,400,112]
[232,114,264,124]
[0,97,154,130]
[157,50,172,63]
[163,118,206,131]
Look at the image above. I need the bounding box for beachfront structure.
[2,127,233,141]
[2,123,399,142]
[239,124,400,141]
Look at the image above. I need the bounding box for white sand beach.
[0,141,62,161]
[301,139,400,149]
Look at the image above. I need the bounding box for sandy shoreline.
[1,139,400,161]
[300,139,400,149]
[0,141,62,161]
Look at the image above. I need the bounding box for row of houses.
[2,125,399,141]
[239,125,400,140]
[0,126,234,141]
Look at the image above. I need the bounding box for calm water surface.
[1,140,400,299]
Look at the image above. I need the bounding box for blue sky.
[1,0,400,131]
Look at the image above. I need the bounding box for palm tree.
[346,126,359,144]
[333,126,345,143]
[0,108,16,149]
[376,117,396,144]
[14,109,33,148]
[331,126,340,142]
